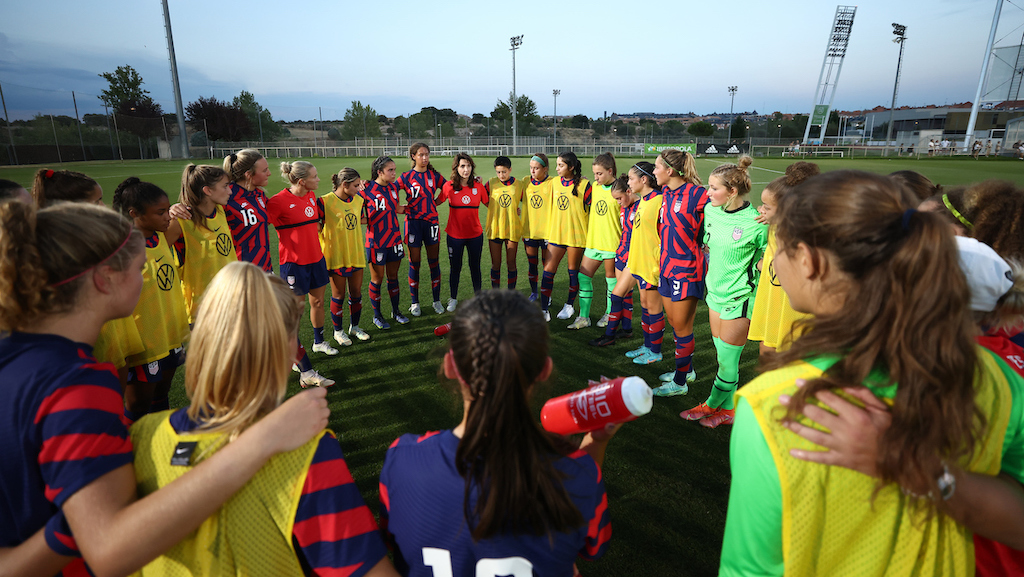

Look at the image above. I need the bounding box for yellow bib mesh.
[485,177,524,241]
[748,228,808,350]
[177,207,237,324]
[586,183,622,253]
[126,232,189,366]
[319,193,367,269]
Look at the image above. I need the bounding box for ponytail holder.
[942,194,973,229]
[229,153,237,164]
[901,209,916,232]
[45,170,54,178]
[50,231,133,287]
[531,155,547,167]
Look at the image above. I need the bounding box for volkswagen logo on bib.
[499,194,512,208]
[344,213,357,230]
[596,200,608,216]
[530,195,543,209]
[156,264,175,291]
[556,196,570,211]
[216,233,232,256]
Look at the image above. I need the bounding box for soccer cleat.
[447,298,458,312]
[652,382,689,397]
[528,292,538,302]
[432,300,445,315]
[543,310,551,322]
[680,402,717,421]
[409,303,421,317]
[567,316,591,330]
[632,351,663,365]
[589,334,616,347]
[686,369,697,383]
[393,313,410,325]
[625,345,651,359]
[348,325,370,341]
[615,329,633,339]
[596,313,610,328]
[333,330,353,347]
[659,371,675,382]
[292,364,300,373]
[556,303,575,320]
[373,316,391,330]
[699,409,735,428]
[299,370,335,388]
[312,341,339,356]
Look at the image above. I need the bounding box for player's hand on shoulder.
[169,203,193,220]
[250,387,330,454]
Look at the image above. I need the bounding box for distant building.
[863,102,1024,149]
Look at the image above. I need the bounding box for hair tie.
[901,209,917,232]
[530,155,547,167]
[229,153,237,164]
[50,231,134,287]
[942,194,973,229]
[44,170,54,179]
[633,163,655,181]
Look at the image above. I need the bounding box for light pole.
[884,23,907,156]
[552,89,560,151]
[727,86,737,141]
[510,35,523,156]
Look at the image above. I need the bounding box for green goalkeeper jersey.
[702,201,768,301]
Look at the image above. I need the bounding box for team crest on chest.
[462,195,471,204]
[673,199,683,213]
[257,197,265,208]
[304,206,315,218]
[732,227,743,241]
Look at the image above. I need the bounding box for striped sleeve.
[567,450,611,560]
[44,510,79,557]
[583,182,593,213]
[36,364,133,507]
[293,433,388,577]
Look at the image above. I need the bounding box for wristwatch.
[937,464,956,501]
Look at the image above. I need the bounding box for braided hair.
[371,156,394,182]
[558,151,583,196]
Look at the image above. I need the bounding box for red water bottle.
[434,322,452,337]
[540,376,653,435]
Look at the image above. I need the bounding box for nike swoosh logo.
[155,256,164,263]
[212,227,221,231]
[174,447,188,455]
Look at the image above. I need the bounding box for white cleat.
[567,316,591,330]
[446,298,458,312]
[334,330,353,347]
[556,303,575,320]
[409,303,422,317]
[348,325,370,341]
[299,369,335,388]
[312,341,339,356]
[596,313,610,328]
[543,310,551,322]
[432,300,445,314]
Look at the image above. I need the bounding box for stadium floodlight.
[727,86,738,141]
[510,35,523,156]
[553,89,560,150]
[801,6,857,145]
[884,23,908,156]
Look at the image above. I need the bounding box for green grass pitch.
[2,155,1021,576]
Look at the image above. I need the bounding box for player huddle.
[1,146,1024,577]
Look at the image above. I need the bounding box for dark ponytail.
[559,152,583,197]
[448,290,584,540]
[371,156,394,182]
[112,177,168,219]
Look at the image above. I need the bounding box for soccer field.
[3,155,1022,576]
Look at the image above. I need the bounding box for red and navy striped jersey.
[380,430,611,577]
[0,333,133,560]
[616,199,640,265]
[267,189,324,266]
[165,409,388,577]
[360,181,403,250]
[436,181,488,239]
[224,183,273,272]
[399,169,447,224]
[659,183,709,282]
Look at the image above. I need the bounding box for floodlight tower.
[884,23,908,156]
[801,6,857,145]
[727,86,738,141]
[965,0,1003,152]
[553,89,560,150]
[510,35,523,156]
[162,0,189,158]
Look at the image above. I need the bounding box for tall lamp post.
[884,23,907,157]
[727,86,738,141]
[552,89,560,151]
[510,35,523,156]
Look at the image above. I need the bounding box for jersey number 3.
[423,547,533,577]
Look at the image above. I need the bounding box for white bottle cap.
[621,376,653,417]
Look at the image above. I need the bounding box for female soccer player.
[362,156,408,329]
[589,174,638,347]
[112,178,189,423]
[719,170,1024,577]
[319,167,371,344]
[624,161,666,366]
[0,201,328,577]
[436,153,488,311]
[541,152,592,323]
[677,158,767,428]
[485,156,525,290]
[379,290,616,576]
[129,262,396,577]
[269,161,336,356]
[521,153,552,301]
[398,143,446,316]
[569,153,620,330]
[652,150,707,395]
[748,162,819,355]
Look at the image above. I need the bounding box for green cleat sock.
[605,275,617,315]
[579,273,594,318]
[708,337,744,410]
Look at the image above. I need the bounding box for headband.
[942,194,973,229]
[531,155,547,167]
[633,163,656,181]
[659,154,687,177]
[50,231,134,287]
[901,209,916,232]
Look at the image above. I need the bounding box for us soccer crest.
[732,227,743,241]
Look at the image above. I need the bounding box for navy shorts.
[367,244,405,266]
[406,218,440,248]
[657,275,705,301]
[523,238,547,249]
[128,347,181,383]
[329,266,363,277]
[632,273,654,291]
[281,257,329,295]
[615,257,627,272]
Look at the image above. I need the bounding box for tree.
[663,120,685,136]
[564,114,589,129]
[232,91,282,140]
[491,93,540,136]
[341,101,380,140]
[98,65,164,139]
[471,113,486,124]
[185,96,252,141]
[730,115,747,140]
[687,121,715,137]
